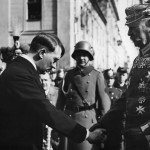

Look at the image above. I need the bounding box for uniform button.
[70,89,72,92]
[112,92,114,95]
[85,90,88,92]
[85,115,88,118]
[88,74,91,76]
[87,81,89,84]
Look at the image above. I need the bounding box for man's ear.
[38,48,46,59]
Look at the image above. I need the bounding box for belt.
[66,103,96,113]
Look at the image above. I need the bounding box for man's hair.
[30,32,65,57]
[0,47,14,63]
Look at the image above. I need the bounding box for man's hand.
[87,128,107,144]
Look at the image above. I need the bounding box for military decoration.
[138,80,147,92]
[138,96,146,104]
[136,106,145,114]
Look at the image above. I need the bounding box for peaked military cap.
[117,67,127,74]
[125,3,150,26]
[103,69,115,79]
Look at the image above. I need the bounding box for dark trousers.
[125,138,149,150]
[0,145,39,150]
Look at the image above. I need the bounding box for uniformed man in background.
[103,68,122,106]
[103,68,123,150]
[56,41,111,150]
[90,2,150,150]
[114,67,128,94]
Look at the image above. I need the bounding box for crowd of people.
[0,2,150,150]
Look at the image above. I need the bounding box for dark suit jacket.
[0,57,86,150]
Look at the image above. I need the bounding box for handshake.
[86,123,107,144]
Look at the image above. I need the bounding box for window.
[28,0,41,21]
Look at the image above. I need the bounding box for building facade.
[0,0,139,71]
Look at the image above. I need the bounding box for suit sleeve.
[6,68,87,143]
[96,72,111,115]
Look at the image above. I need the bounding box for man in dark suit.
[0,33,106,150]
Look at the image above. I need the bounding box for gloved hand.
[124,127,146,144]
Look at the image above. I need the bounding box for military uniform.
[103,69,123,150]
[113,82,128,94]
[89,3,150,150]
[106,87,122,106]
[96,48,150,149]
[105,88,123,150]
[56,66,111,150]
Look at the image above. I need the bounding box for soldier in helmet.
[90,2,150,150]
[56,41,111,150]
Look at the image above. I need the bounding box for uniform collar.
[76,65,94,76]
[140,43,150,57]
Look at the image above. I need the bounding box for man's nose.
[128,28,132,36]
[80,56,84,59]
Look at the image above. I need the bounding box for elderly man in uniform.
[90,2,150,150]
[56,41,111,150]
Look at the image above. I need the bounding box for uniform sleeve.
[97,97,126,131]
[96,72,111,115]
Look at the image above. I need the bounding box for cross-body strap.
[71,80,90,106]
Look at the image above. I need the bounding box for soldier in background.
[103,68,123,150]
[114,67,128,94]
[103,68,122,106]
[56,41,111,150]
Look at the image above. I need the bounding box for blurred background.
[0,0,147,72]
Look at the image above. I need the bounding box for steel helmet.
[72,41,94,61]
